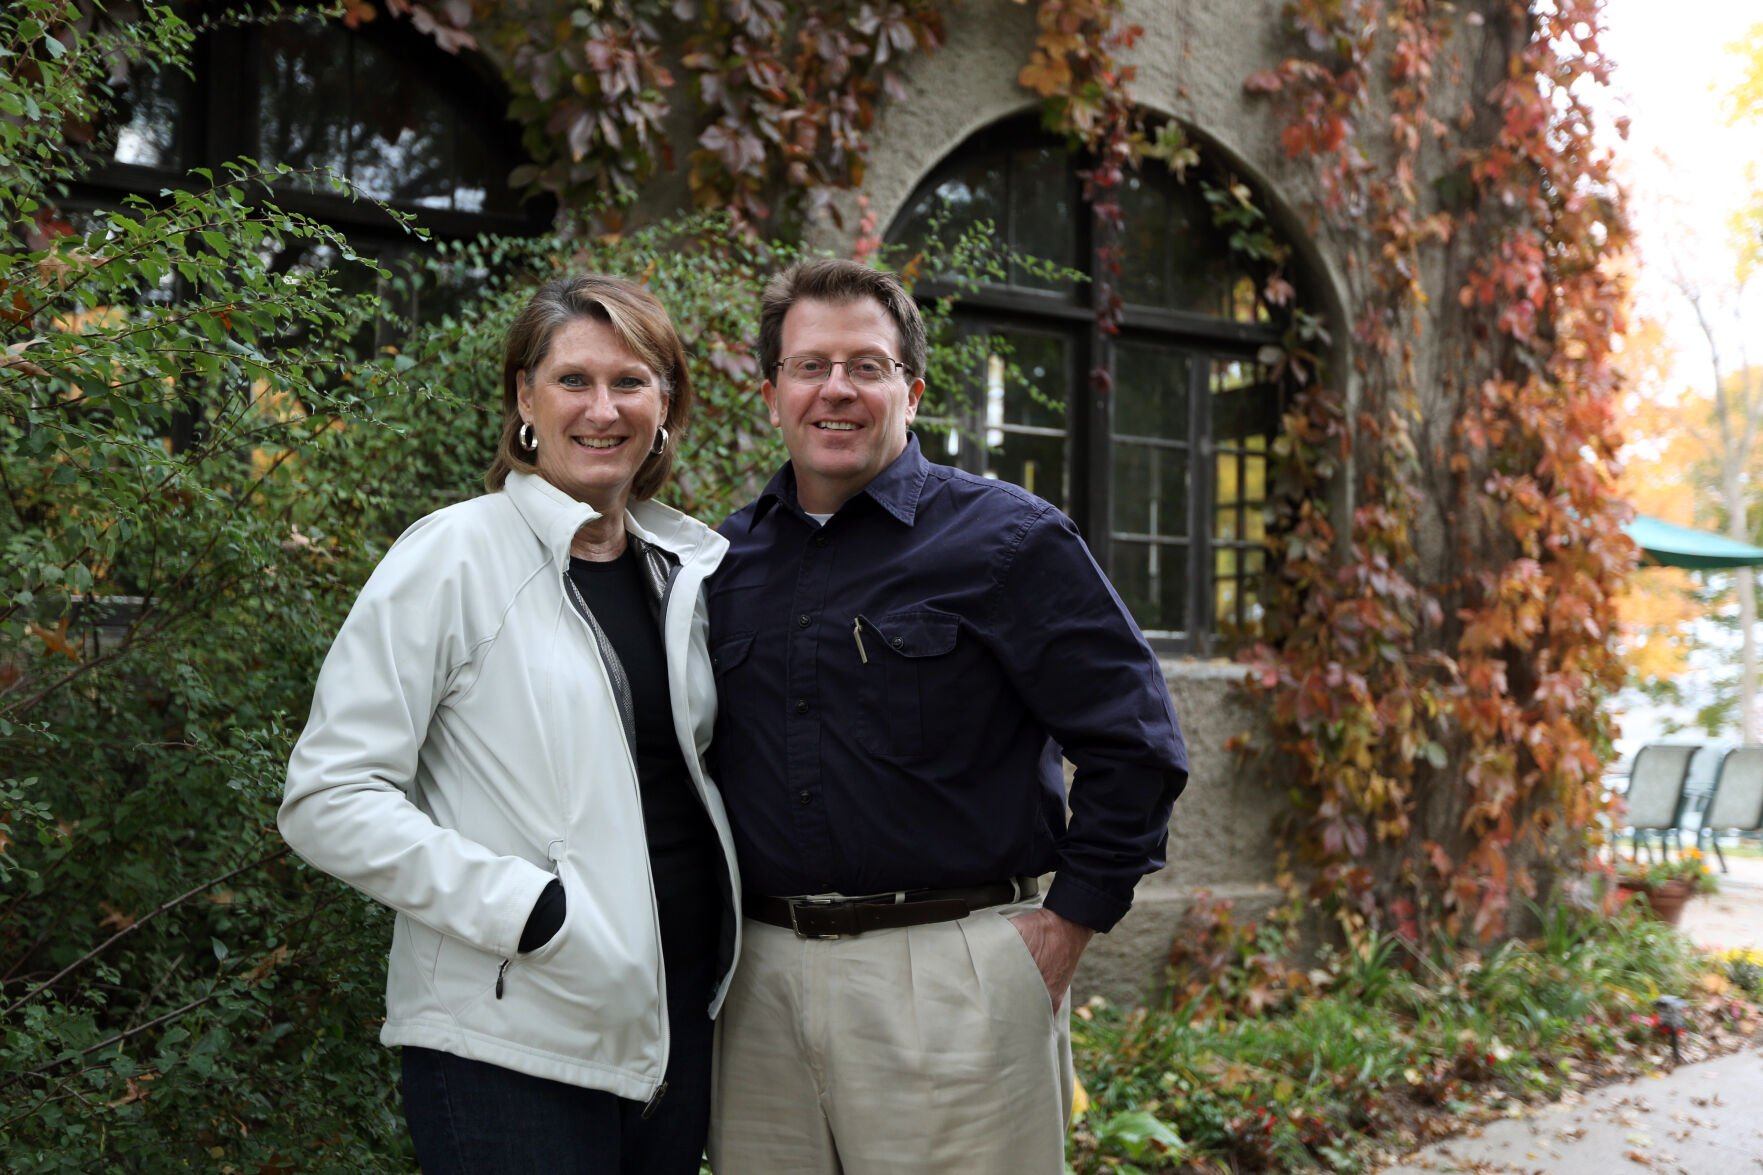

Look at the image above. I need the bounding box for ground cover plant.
[1066,903,1763,1173]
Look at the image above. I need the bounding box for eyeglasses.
[775,355,908,386]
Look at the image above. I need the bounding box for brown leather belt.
[746,877,1038,939]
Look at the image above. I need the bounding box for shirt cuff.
[1043,872,1131,933]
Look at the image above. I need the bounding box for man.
[706,258,1187,1173]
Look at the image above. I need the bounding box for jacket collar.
[751,432,930,529]
[503,471,728,569]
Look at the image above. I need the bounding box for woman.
[279,275,739,1172]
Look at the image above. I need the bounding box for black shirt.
[569,546,722,951]
[708,434,1187,931]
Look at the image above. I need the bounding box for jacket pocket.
[431,859,576,1019]
[432,928,505,1018]
[496,858,655,1030]
[854,610,960,761]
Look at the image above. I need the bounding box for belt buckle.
[787,896,847,940]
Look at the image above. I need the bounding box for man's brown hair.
[486,274,692,499]
[758,259,927,383]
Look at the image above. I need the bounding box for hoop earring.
[519,422,535,452]
[650,426,668,457]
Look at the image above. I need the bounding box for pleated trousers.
[708,899,1073,1174]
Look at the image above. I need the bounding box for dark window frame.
[893,116,1297,655]
[59,8,551,450]
[69,10,552,245]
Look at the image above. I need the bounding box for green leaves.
[1071,906,1755,1172]
[1091,1109,1186,1165]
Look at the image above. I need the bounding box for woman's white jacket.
[279,471,738,1102]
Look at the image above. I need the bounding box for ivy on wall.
[1232,0,1634,941]
[351,0,947,231]
[340,0,1631,938]
[366,0,1636,941]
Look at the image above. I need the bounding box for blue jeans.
[400,953,717,1174]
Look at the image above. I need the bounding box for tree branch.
[1,847,288,1015]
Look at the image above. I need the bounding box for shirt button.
[891,636,904,649]
[812,533,827,547]
[795,699,809,714]
[797,614,810,628]
[797,789,812,806]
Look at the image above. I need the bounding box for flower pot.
[1622,878,1694,926]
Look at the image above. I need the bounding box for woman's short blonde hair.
[486,274,692,499]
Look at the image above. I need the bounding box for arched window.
[889,117,1304,653]
[72,12,547,250]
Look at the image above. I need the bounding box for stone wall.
[1075,661,1287,1006]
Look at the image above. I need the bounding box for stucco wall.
[1074,660,1286,1006]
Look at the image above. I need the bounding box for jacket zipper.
[547,562,671,1105]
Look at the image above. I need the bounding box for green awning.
[1627,514,1763,569]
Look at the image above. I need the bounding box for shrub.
[0,2,1016,1165]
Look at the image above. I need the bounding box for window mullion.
[1190,357,1213,656]
[1080,171,1107,555]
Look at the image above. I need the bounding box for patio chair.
[1698,746,1763,872]
[1620,743,1699,862]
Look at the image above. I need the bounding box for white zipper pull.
[852,617,868,664]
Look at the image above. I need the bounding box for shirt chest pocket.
[710,631,755,679]
[854,610,961,761]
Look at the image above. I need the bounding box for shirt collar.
[752,432,930,530]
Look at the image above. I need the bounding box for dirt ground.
[1679,853,1763,954]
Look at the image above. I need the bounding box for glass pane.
[1213,547,1267,642]
[890,152,1005,280]
[960,327,1071,507]
[1211,362,1280,444]
[989,430,1068,510]
[989,331,1067,429]
[1116,172,1170,306]
[1215,452,1240,507]
[1243,453,1267,503]
[1231,274,1260,322]
[107,65,186,168]
[1008,145,1077,293]
[454,120,523,216]
[1214,505,1239,544]
[1244,503,1267,544]
[258,21,351,182]
[1113,443,1188,538]
[1110,540,1187,633]
[1215,574,1238,629]
[1114,343,1190,440]
[1168,185,1253,319]
[350,38,454,208]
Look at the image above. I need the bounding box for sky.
[1598,0,1761,399]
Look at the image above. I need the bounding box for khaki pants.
[707,900,1073,1174]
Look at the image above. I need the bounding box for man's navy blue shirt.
[707,434,1188,932]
